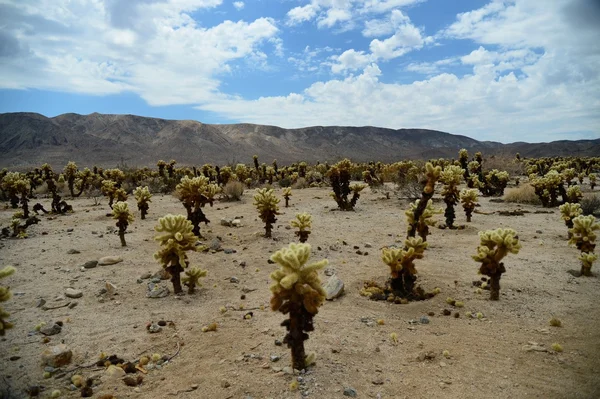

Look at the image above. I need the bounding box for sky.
[0,0,599,143]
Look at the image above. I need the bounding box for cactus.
[458,149,471,185]
[176,176,218,237]
[578,253,598,277]
[1,172,24,209]
[566,185,583,203]
[154,214,198,294]
[283,187,292,208]
[327,159,366,211]
[269,243,327,370]
[589,173,597,190]
[407,163,441,239]
[0,266,16,336]
[405,198,442,242]
[439,165,464,228]
[253,188,281,238]
[460,189,479,222]
[568,215,599,276]
[182,267,208,294]
[382,237,428,296]
[291,213,312,243]
[472,228,521,300]
[483,169,510,196]
[112,201,134,247]
[559,203,582,237]
[133,186,152,219]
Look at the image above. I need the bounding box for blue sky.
[0,0,599,143]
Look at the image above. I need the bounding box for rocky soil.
[1,185,599,399]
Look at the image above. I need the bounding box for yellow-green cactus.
[101,180,118,209]
[327,159,365,210]
[1,172,26,209]
[0,266,15,336]
[381,237,428,295]
[566,185,583,203]
[578,252,598,277]
[283,187,292,208]
[472,228,521,300]
[112,201,134,247]
[176,176,214,237]
[269,243,327,370]
[254,188,280,238]
[568,215,598,276]
[460,188,479,222]
[407,163,441,239]
[483,169,510,196]
[154,214,198,294]
[182,267,208,294]
[440,165,465,228]
[291,213,312,243]
[133,186,152,219]
[589,173,597,190]
[559,202,582,235]
[405,199,442,241]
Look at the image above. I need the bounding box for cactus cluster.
[270,243,327,370]
[381,237,428,297]
[472,228,521,300]
[176,176,218,237]
[568,215,599,276]
[154,214,199,294]
[460,189,478,222]
[112,201,134,247]
[559,203,582,237]
[133,186,152,219]
[0,266,15,336]
[327,159,366,211]
[439,165,465,228]
[282,187,292,207]
[253,188,281,238]
[291,213,312,243]
[405,198,442,242]
[407,163,441,239]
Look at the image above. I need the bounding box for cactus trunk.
[118,231,126,247]
[444,199,455,229]
[581,264,592,277]
[167,263,184,294]
[283,298,313,371]
[489,274,501,300]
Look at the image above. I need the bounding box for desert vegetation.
[0,153,599,398]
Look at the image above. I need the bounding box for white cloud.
[331,49,373,73]
[233,1,244,10]
[286,4,319,26]
[362,9,410,37]
[317,8,353,28]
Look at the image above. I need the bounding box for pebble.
[66,228,74,232]
[221,380,231,388]
[223,248,236,254]
[98,256,123,266]
[41,344,72,367]
[65,288,83,299]
[274,339,283,346]
[270,355,280,362]
[146,283,169,298]
[140,272,152,279]
[230,276,240,284]
[364,243,373,248]
[83,261,98,269]
[36,299,46,308]
[323,275,344,300]
[40,323,62,336]
[343,387,357,397]
[67,249,80,254]
[419,316,430,324]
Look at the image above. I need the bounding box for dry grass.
[503,184,541,205]
[580,194,600,216]
[222,180,244,201]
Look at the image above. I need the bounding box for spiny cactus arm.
[291,213,312,231]
[568,215,600,247]
[382,247,403,277]
[283,187,292,196]
[423,162,442,194]
[578,252,598,268]
[133,186,152,202]
[112,201,134,223]
[350,183,366,193]
[559,203,582,221]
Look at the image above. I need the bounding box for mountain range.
[1,112,598,169]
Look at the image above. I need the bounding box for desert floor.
[1,184,599,399]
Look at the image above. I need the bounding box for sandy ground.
[1,184,600,399]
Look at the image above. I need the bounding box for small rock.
[274,339,283,346]
[209,239,222,251]
[65,288,83,299]
[221,380,231,388]
[36,299,46,308]
[220,218,233,227]
[223,248,236,254]
[146,283,170,298]
[324,267,335,276]
[270,355,280,362]
[536,230,543,234]
[147,323,162,333]
[66,228,74,232]
[40,323,62,336]
[123,375,143,387]
[232,219,242,227]
[343,387,357,397]
[67,249,80,254]
[364,243,373,248]
[83,261,98,269]
[230,276,240,284]
[98,256,123,266]
[419,316,430,324]
[523,344,547,352]
[105,282,118,295]
[323,275,344,300]
[140,272,152,279]
[105,365,126,379]
[41,344,72,367]
[372,378,384,385]
[68,302,78,309]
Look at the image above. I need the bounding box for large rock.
[98,256,123,266]
[41,344,72,367]
[323,275,344,300]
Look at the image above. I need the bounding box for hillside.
[0,112,598,168]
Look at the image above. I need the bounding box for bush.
[292,177,309,189]
[222,180,244,201]
[503,184,541,205]
[278,177,292,188]
[580,194,600,216]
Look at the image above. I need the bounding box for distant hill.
[0,112,598,168]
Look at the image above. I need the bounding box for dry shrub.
[503,184,541,205]
[580,194,600,216]
[484,156,524,176]
[292,177,309,189]
[222,180,244,201]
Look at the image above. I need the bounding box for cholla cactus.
[133,186,152,219]
[283,187,292,208]
[568,215,598,254]
[381,237,428,296]
[270,243,327,370]
[460,189,479,222]
[253,188,281,238]
[327,159,366,211]
[566,186,583,203]
[63,161,79,197]
[440,165,465,228]
[0,266,16,336]
[1,172,24,209]
[472,228,521,300]
[458,149,470,184]
[176,176,218,237]
[291,213,312,243]
[589,173,597,190]
[101,180,122,209]
[559,203,582,237]
[112,201,134,247]
[182,267,208,294]
[483,169,510,196]
[405,199,442,241]
[154,214,198,294]
[578,253,598,277]
[407,163,441,239]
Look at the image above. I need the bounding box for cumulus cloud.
[233,1,244,10]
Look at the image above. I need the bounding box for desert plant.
[176,176,218,237]
[407,163,442,239]
[580,194,600,216]
[133,186,152,219]
[112,201,134,247]
[460,189,479,222]
[566,185,583,203]
[382,237,428,297]
[458,148,471,184]
[405,199,442,241]
[589,173,597,190]
[568,215,599,276]
[282,187,292,207]
[101,180,126,209]
[63,161,79,197]
[483,169,510,196]
[291,213,312,243]
[327,159,366,211]
[222,180,244,201]
[269,243,327,370]
[1,172,23,208]
[559,203,582,237]
[439,165,465,228]
[503,184,542,205]
[154,214,198,294]
[472,228,521,300]
[253,188,280,238]
[0,266,16,336]
[182,267,208,294]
